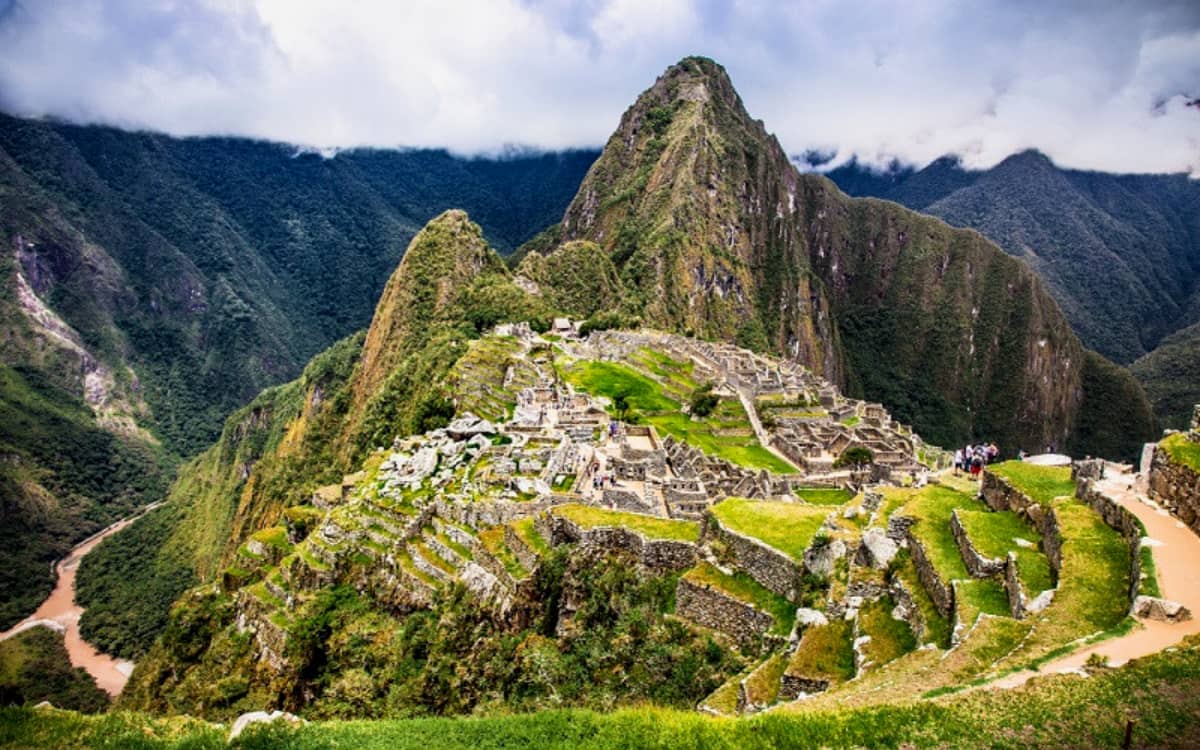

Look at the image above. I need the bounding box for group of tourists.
[953,442,999,478]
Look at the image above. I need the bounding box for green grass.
[1140,543,1161,598]
[560,359,795,473]
[510,517,552,556]
[786,618,856,684]
[954,579,1011,626]
[250,526,292,553]
[710,499,827,562]
[955,509,1053,593]
[1161,432,1200,474]
[858,596,917,669]
[553,503,700,542]
[478,527,529,579]
[8,636,1200,748]
[988,462,1075,506]
[995,499,1131,667]
[902,485,986,582]
[795,488,853,506]
[742,653,787,706]
[891,550,952,648]
[683,562,797,635]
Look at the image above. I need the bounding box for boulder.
[447,413,497,439]
[856,528,898,569]
[230,710,303,740]
[1133,595,1192,623]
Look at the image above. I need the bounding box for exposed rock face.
[855,528,898,569]
[539,55,1147,454]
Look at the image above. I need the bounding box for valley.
[0,41,1196,749]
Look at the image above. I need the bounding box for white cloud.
[0,0,1196,173]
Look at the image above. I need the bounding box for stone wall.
[1076,478,1143,606]
[704,514,807,601]
[1148,443,1200,536]
[503,524,541,572]
[949,510,1006,578]
[980,470,1063,580]
[434,496,560,528]
[889,578,926,642]
[544,514,697,574]
[674,577,775,645]
[905,530,953,618]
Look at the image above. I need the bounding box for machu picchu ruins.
[221,323,1200,716]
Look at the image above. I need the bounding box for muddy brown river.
[0,504,160,696]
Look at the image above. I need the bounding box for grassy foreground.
[5,636,1200,749]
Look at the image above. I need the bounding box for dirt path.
[992,471,1200,688]
[0,502,162,696]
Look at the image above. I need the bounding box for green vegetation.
[742,653,787,706]
[553,504,699,543]
[889,551,952,649]
[901,485,986,582]
[683,562,796,635]
[122,552,747,720]
[1133,321,1200,430]
[509,518,551,557]
[710,499,827,562]
[795,487,853,506]
[955,509,1053,593]
[12,636,1200,748]
[560,359,793,472]
[0,626,109,712]
[1161,431,1200,474]
[954,580,1011,626]
[988,462,1075,506]
[0,364,174,630]
[830,150,1200,374]
[833,446,873,468]
[786,618,855,684]
[857,596,917,668]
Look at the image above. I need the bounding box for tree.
[613,393,631,421]
[834,446,874,468]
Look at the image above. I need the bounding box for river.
[0,503,162,696]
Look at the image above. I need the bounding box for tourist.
[970,451,983,478]
[953,448,964,476]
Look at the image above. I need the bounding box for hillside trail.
[0,502,163,696]
[991,467,1200,689]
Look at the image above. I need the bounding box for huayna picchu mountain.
[519,57,1154,459]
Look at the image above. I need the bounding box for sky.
[0,0,1197,174]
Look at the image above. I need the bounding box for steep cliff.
[540,57,1153,454]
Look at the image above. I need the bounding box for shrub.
[834,446,874,468]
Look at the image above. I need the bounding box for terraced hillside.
[110,318,1184,722]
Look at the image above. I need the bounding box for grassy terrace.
[683,562,796,635]
[795,487,853,506]
[988,461,1075,506]
[477,526,529,579]
[552,503,700,543]
[559,358,796,473]
[858,596,917,669]
[1161,431,1200,474]
[742,653,787,706]
[510,517,552,556]
[785,618,855,684]
[994,497,1131,668]
[901,485,986,582]
[955,509,1054,593]
[710,499,827,562]
[954,579,1011,626]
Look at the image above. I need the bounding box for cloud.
[0,0,1196,173]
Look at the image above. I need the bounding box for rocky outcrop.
[1132,595,1192,623]
[674,577,776,645]
[1148,443,1200,536]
